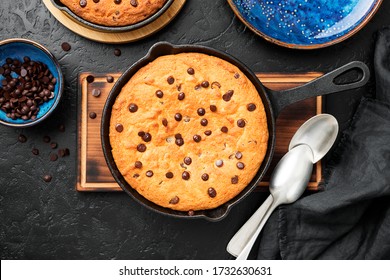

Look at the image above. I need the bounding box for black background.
[0,0,389,259]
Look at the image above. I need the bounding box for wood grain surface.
[77,72,323,192]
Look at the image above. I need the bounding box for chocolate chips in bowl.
[0,38,64,127]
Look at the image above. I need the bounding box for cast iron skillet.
[101,42,370,221]
[51,0,174,33]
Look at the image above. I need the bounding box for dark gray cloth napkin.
[256,28,390,260]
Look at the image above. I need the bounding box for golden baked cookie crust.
[59,0,168,27]
[110,53,268,211]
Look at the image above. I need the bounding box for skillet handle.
[268,61,370,118]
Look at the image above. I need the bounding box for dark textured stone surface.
[0,0,390,260]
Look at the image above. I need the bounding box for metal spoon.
[227,114,339,259]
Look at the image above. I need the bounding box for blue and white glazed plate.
[228,0,383,49]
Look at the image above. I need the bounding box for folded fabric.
[256,27,390,260]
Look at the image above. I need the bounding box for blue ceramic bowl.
[0,38,63,127]
[228,0,383,49]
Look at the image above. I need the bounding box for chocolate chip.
[166,172,174,179]
[61,42,71,51]
[187,68,195,75]
[146,170,153,177]
[129,103,138,113]
[86,75,94,83]
[18,134,27,143]
[58,149,66,157]
[106,76,114,83]
[221,126,228,133]
[43,174,52,182]
[169,196,179,204]
[182,171,190,180]
[204,130,212,136]
[201,173,209,181]
[50,153,58,161]
[200,118,208,126]
[223,90,234,102]
[130,0,138,7]
[237,162,245,169]
[135,161,142,168]
[210,105,217,112]
[184,157,192,165]
[79,0,87,7]
[58,124,65,132]
[115,123,123,132]
[137,144,146,152]
[175,138,184,146]
[50,142,58,149]
[197,108,205,116]
[93,0,100,3]
[247,103,256,111]
[175,133,182,139]
[193,134,201,142]
[178,92,185,100]
[201,81,209,88]
[174,113,182,121]
[92,89,101,97]
[89,112,97,119]
[231,175,239,184]
[208,187,217,198]
[237,119,246,128]
[114,48,121,56]
[142,133,152,142]
[234,73,240,79]
[32,148,39,155]
[114,0,121,4]
[167,76,175,85]
[211,81,221,89]
[215,159,223,167]
[155,90,164,98]
[138,131,145,137]
[188,210,195,216]
[20,69,27,77]
[43,135,51,143]
[162,118,168,127]
[133,174,140,178]
[235,151,243,159]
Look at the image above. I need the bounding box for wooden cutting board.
[77,72,323,192]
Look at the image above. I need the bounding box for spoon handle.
[235,201,279,260]
[226,195,274,257]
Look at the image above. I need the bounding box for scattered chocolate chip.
[200,118,208,126]
[193,134,201,142]
[43,174,52,182]
[58,124,65,132]
[133,173,140,178]
[142,133,152,142]
[89,112,97,119]
[138,131,145,137]
[43,135,51,143]
[188,210,195,216]
[114,0,121,4]
[237,119,246,128]
[173,134,182,140]
[18,134,27,143]
[169,196,179,204]
[167,76,175,85]
[86,75,95,83]
[231,175,239,184]
[197,108,205,116]
[215,159,223,167]
[210,105,217,112]
[237,162,245,169]
[235,151,243,159]
[234,73,240,79]
[130,0,138,7]
[182,171,190,180]
[135,161,142,168]
[146,170,154,177]
[114,48,121,56]
[204,130,212,136]
[155,90,164,98]
[194,84,201,90]
[174,113,182,121]
[58,149,66,157]
[93,0,100,3]
[64,148,70,156]
[187,68,195,75]
[211,81,221,89]
[115,123,123,132]
[129,103,138,113]
[79,0,87,7]
[247,103,257,111]
[201,173,209,181]
[175,138,184,146]
[92,89,101,97]
[50,153,58,161]
[50,142,58,149]
[166,172,174,179]
[32,148,39,155]
[162,118,168,127]
[221,126,228,133]
[184,157,192,165]
[61,42,71,52]
[223,90,234,102]
[137,144,146,152]
[106,76,114,83]
[208,187,217,198]
[201,81,209,88]
[178,92,185,100]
